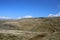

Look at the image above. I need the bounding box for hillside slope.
[0,17,60,40]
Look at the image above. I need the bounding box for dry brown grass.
[0,17,60,40]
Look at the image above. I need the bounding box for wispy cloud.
[23,15,33,18]
[0,15,33,19]
[48,12,60,17]
[17,15,33,19]
[58,5,60,8]
[0,16,11,19]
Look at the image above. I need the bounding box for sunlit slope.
[0,17,60,40]
[0,17,60,32]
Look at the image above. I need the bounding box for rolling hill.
[0,17,60,40]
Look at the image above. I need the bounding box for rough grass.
[0,32,60,40]
[0,17,60,40]
[0,33,23,40]
[1,17,59,32]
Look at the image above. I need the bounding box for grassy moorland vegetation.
[0,17,60,40]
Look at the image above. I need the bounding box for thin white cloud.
[48,12,60,17]
[58,5,60,8]
[17,16,33,19]
[0,15,33,19]
[17,17,22,19]
[23,15,33,18]
[0,16,11,19]
[17,15,33,19]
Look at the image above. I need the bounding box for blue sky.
[0,0,60,19]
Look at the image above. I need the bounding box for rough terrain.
[0,17,60,40]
